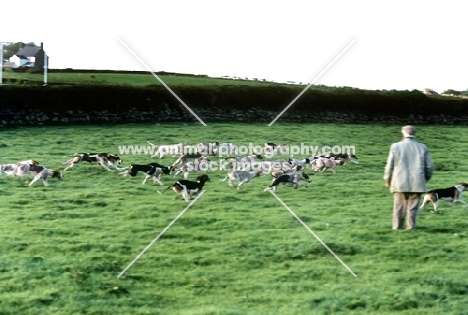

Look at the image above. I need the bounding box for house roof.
[15,46,42,57]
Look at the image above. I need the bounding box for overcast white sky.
[3,0,467,92]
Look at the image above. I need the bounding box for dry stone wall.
[1,105,467,127]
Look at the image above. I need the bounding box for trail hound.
[321,153,359,164]
[196,142,216,156]
[0,159,41,176]
[158,174,210,202]
[62,153,123,171]
[270,165,302,178]
[263,143,288,157]
[212,142,238,156]
[11,163,62,186]
[172,153,206,166]
[288,158,311,169]
[173,157,212,179]
[418,182,468,211]
[310,157,345,174]
[149,142,186,158]
[120,163,175,185]
[242,159,290,172]
[225,154,263,169]
[264,172,311,192]
[220,170,264,189]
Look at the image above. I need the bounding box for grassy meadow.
[1,71,283,87]
[1,122,468,315]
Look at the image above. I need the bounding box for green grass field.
[1,122,468,315]
[1,70,285,87]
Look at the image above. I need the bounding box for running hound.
[418,182,468,211]
[120,163,175,185]
[0,159,40,176]
[172,153,206,166]
[320,153,359,164]
[173,157,212,179]
[62,153,123,171]
[149,142,186,158]
[264,172,311,192]
[220,170,264,189]
[242,159,290,172]
[288,158,311,169]
[11,163,63,186]
[270,165,302,178]
[225,154,263,169]
[158,174,210,202]
[310,157,345,174]
[212,142,239,156]
[263,143,288,157]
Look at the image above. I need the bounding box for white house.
[9,43,47,68]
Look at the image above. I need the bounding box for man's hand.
[385,183,391,188]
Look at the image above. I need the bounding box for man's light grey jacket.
[384,138,434,193]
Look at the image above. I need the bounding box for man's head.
[401,125,416,138]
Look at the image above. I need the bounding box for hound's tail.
[219,175,229,182]
[157,185,173,195]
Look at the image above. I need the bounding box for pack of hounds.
[2,142,466,209]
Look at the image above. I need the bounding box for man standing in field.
[384,125,434,230]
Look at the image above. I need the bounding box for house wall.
[34,50,45,68]
[8,56,25,68]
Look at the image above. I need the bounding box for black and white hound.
[264,172,311,192]
[220,170,264,189]
[62,153,123,171]
[11,163,63,186]
[121,163,175,185]
[158,174,210,202]
[418,182,468,211]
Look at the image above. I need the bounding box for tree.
[1,42,37,60]
[442,89,461,96]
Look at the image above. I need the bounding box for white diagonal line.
[117,190,206,278]
[268,39,356,126]
[118,38,207,126]
[268,190,357,277]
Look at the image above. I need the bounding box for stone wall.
[1,104,468,127]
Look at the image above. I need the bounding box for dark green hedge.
[1,84,467,116]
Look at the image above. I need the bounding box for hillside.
[1,69,468,126]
